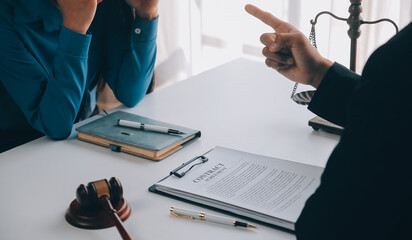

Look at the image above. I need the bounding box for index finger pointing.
[245,4,285,31]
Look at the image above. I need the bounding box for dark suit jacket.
[295,23,412,239]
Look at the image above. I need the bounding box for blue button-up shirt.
[0,0,158,152]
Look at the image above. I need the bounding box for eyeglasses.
[170,156,209,178]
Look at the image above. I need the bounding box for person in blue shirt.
[0,0,159,153]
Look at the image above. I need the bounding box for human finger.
[265,58,291,71]
[260,33,291,55]
[245,4,287,31]
[262,47,294,65]
[260,33,276,47]
[269,32,307,53]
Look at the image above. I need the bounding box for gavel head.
[76,177,123,209]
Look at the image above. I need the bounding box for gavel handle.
[100,196,133,240]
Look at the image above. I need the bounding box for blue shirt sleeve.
[0,8,91,139]
[102,3,158,107]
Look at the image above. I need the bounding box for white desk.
[0,58,339,240]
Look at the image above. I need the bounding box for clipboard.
[148,146,324,232]
[148,149,288,230]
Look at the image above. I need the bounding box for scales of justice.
[290,0,398,134]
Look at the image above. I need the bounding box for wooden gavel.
[76,177,133,240]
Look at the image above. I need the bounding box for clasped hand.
[57,0,159,34]
[125,0,159,20]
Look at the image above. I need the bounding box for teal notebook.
[76,111,201,160]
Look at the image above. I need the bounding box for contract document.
[149,146,324,231]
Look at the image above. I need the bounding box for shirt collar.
[12,0,62,32]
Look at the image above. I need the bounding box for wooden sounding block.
[65,177,133,240]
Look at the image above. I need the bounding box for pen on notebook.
[117,119,185,134]
[170,207,256,229]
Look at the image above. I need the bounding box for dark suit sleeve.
[296,23,412,240]
[308,62,360,127]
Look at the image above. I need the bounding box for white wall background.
[154,0,412,89]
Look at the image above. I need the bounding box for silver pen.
[170,207,256,229]
[118,119,185,134]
